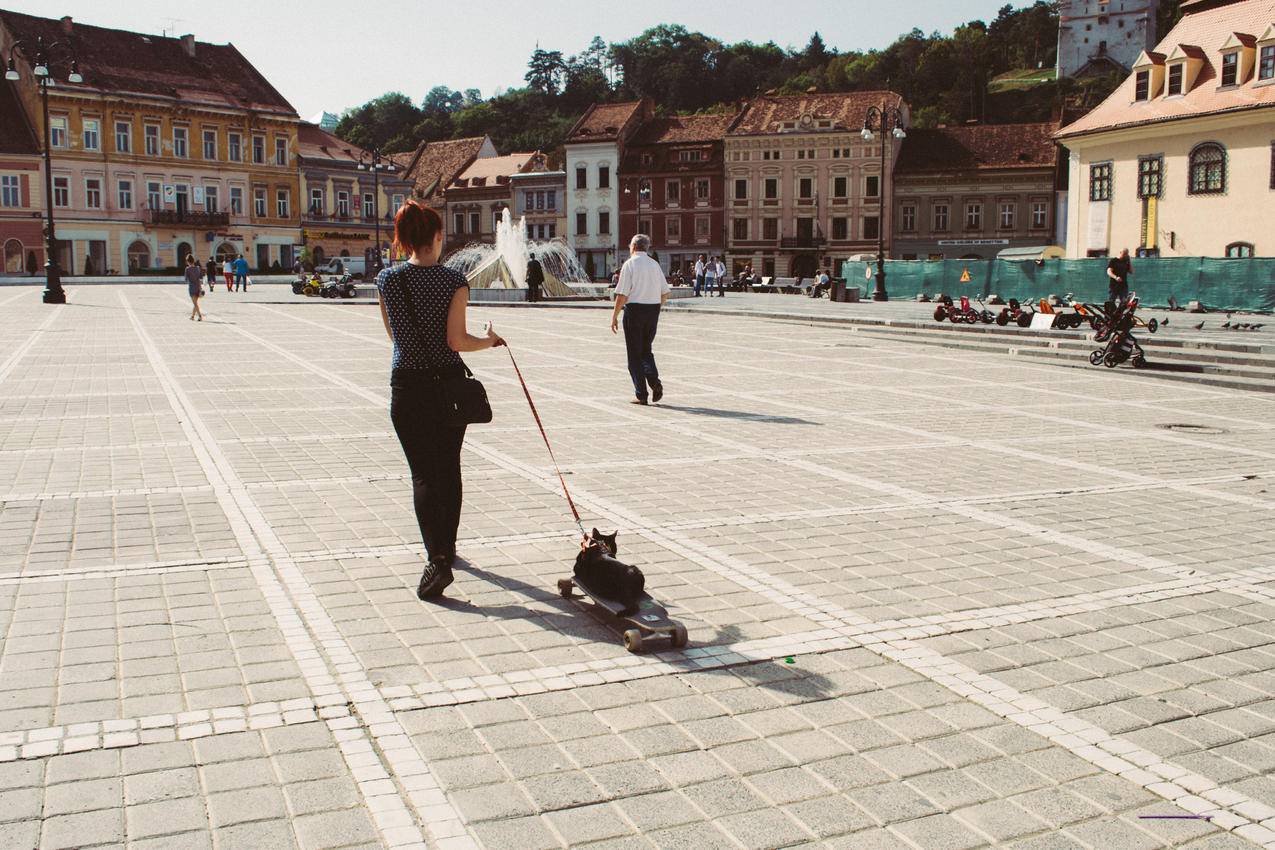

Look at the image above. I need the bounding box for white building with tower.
[1057,0,1158,78]
[562,99,651,280]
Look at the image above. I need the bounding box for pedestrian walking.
[184,254,205,321]
[1107,248,1132,307]
[233,255,250,291]
[205,256,217,295]
[693,253,706,297]
[222,257,234,291]
[525,256,544,303]
[610,233,669,405]
[377,200,505,600]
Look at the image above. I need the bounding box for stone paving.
[1,283,1275,849]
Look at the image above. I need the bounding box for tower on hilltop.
[1056,0,1158,79]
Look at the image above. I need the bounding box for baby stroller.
[1089,293,1147,369]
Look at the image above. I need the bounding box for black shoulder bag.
[398,277,493,426]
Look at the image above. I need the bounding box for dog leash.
[504,346,588,544]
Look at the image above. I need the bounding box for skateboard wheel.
[670,625,688,649]
[557,579,573,598]
[622,629,644,653]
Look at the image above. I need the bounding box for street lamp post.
[860,102,907,302]
[5,36,83,304]
[356,149,392,272]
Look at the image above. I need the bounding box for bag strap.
[505,346,587,544]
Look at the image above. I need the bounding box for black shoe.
[416,556,454,599]
[650,381,663,403]
[630,397,648,405]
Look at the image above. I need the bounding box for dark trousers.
[694,274,704,296]
[527,282,540,303]
[622,303,661,400]
[390,372,467,560]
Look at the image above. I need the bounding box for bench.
[749,276,775,293]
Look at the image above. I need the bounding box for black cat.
[574,528,645,615]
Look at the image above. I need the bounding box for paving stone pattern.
[0,284,1273,849]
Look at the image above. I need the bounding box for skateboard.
[557,575,688,653]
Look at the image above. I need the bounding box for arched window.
[311,246,326,266]
[3,239,23,274]
[1225,242,1254,258]
[176,242,192,266]
[126,240,151,273]
[1188,142,1226,195]
[214,242,236,262]
[339,249,350,257]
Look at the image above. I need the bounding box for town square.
[2,1,1275,849]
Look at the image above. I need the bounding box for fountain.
[444,208,591,298]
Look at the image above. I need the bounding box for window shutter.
[20,174,29,207]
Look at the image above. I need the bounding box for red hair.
[392,200,443,257]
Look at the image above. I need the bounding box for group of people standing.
[183,253,252,321]
[693,253,726,298]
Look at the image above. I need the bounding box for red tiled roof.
[630,113,735,145]
[0,79,38,155]
[0,10,296,114]
[402,136,489,199]
[1233,32,1258,47]
[297,123,365,166]
[1059,0,1275,138]
[453,152,534,185]
[896,123,1060,174]
[727,91,905,136]
[565,101,647,143]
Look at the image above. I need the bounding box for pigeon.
[1252,324,1264,331]
[1234,323,1250,331]
[1222,321,1232,329]
[1227,312,1234,319]
[1161,318,1169,327]
[1193,321,1205,330]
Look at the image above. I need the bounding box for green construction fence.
[839,258,1275,313]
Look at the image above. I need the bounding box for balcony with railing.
[148,208,230,227]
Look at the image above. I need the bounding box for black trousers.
[390,370,467,560]
[622,303,661,400]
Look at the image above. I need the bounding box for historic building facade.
[0,79,43,275]
[509,153,566,243]
[892,123,1062,260]
[1057,0,1158,78]
[441,152,535,254]
[1058,0,1275,258]
[564,99,652,279]
[0,11,302,274]
[617,113,734,277]
[724,91,907,279]
[297,123,412,268]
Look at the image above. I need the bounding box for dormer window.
[1221,52,1239,86]
[1261,44,1275,80]
[1135,70,1150,100]
[1168,63,1184,95]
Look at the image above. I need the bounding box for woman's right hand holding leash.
[485,323,506,348]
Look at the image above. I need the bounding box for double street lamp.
[861,103,907,302]
[356,149,393,272]
[5,36,82,304]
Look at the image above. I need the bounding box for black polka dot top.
[376,261,469,373]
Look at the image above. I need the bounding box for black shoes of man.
[631,380,663,406]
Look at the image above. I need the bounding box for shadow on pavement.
[655,404,819,426]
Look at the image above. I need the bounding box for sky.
[4,0,1026,118]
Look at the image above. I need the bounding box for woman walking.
[184,254,205,321]
[377,201,504,599]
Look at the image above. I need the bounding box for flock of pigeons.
[1190,313,1266,332]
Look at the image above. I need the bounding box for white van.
[320,257,369,278]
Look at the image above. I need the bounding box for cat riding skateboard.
[504,346,690,654]
[557,574,688,653]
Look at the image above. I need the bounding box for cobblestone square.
[1,284,1273,849]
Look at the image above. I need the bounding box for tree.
[422,85,463,114]
[526,48,566,95]
[803,32,831,69]
[334,92,422,153]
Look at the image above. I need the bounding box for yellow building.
[0,11,302,274]
[1058,0,1275,259]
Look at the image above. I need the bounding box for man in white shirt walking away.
[611,234,670,405]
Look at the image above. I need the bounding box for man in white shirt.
[712,256,726,297]
[611,234,670,405]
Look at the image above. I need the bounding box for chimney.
[59,16,73,35]
[180,34,196,58]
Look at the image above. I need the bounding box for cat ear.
[591,527,601,538]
